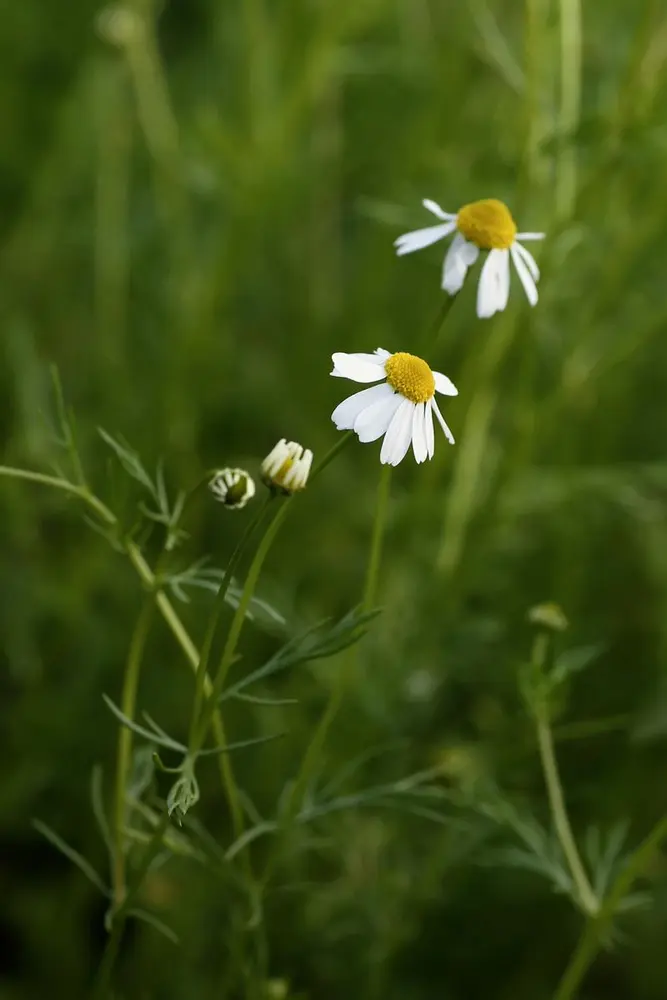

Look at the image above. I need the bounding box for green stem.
[94,810,170,1000]
[188,496,272,746]
[310,430,354,482]
[556,0,582,222]
[420,293,458,353]
[280,461,392,829]
[363,464,392,611]
[191,499,292,756]
[113,598,155,908]
[554,814,667,1000]
[531,634,598,916]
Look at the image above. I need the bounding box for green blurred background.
[3,0,667,997]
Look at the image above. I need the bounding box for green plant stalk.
[522,0,550,194]
[554,813,667,1000]
[279,461,392,830]
[191,499,292,757]
[188,430,356,760]
[531,633,598,916]
[113,598,155,908]
[420,293,458,353]
[436,315,517,578]
[94,810,170,1000]
[94,61,131,378]
[188,496,272,748]
[556,0,582,222]
[362,464,392,611]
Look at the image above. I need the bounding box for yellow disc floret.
[456,199,516,250]
[384,352,435,404]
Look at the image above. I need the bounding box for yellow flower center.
[456,198,516,250]
[384,352,435,404]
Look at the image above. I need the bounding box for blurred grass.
[3,0,667,997]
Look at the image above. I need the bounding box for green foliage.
[3,0,667,998]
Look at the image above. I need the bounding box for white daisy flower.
[209,468,256,509]
[261,439,313,494]
[395,198,545,319]
[330,348,457,466]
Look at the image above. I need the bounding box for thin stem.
[419,293,457,353]
[113,598,155,908]
[310,430,353,482]
[556,0,582,221]
[554,814,667,1000]
[531,634,598,916]
[279,461,392,830]
[188,496,272,747]
[191,499,292,756]
[94,810,170,1000]
[0,467,116,525]
[362,464,392,611]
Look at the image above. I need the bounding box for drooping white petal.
[442,232,479,294]
[330,352,387,383]
[423,199,457,221]
[433,371,458,396]
[477,248,509,319]
[510,244,538,306]
[380,398,414,466]
[394,222,456,256]
[411,403,428,463]
[331,383,391,429]
[515,232,545,241]
[497,247,511,312]
[513,240,540,280]
[424,402,435,458]
[354,389,402,443]
[431,397,455,445]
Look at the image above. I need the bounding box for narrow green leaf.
[103,695,186,752]
[197,731,285,757]
[90,765,113,854]
[126,908,180,944]
[32,820,109,896]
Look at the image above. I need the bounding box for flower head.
[395,198,544,319]
[261,439,313,494]
[331,348,457,466]
[209,468,256,509]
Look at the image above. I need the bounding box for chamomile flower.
[261,439,313,494]
[209,468,256,509]
[331,348,457,466]
[395,198,544,319]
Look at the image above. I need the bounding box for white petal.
[513,240,540,280]
[510,244,538,306]
[373,348,392,361]
[354,389,402,443]
[330,352,387,383]
[442,232,479,294]
[424,402,435,458]
[433,371,458,397]
[497,247,511,312]
[515,231,545,241]
[394,222,456,256]
[331,383,391,429]
[411,403,428,463]
[431,398,455,445]
[476,248,508,319]
[380,398,414,466]
[423,199,457,221]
